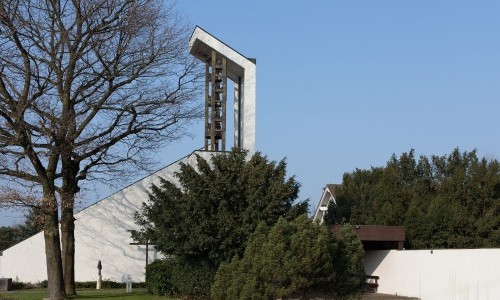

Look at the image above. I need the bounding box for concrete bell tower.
[189,26,256,154]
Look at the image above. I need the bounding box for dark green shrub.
[146,259,174,296]
[146,257,215,298]
[73,280,145,289]
[334,224,365,298]
[38,280,48,288]
[11,281,30,290]
[135,150,309,298]
[212,215,341,300]
[74,281,96,289]
[9,280,144,290]
[131,282,147,288]
[134,149,308,269]
[170,258,215,298]
[10,280,45,290]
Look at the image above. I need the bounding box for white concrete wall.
[240,61,256,155]
[0,150,213,283]
[0,231,47,282]
[364,249,500,300]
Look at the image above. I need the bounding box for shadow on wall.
[364,250,391,275]
[72,151,213,282]
[363,249,500,300]
[74,180,159,281]
[0,151,213,283]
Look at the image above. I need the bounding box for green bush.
[146,257,215,298]
[334,224,366,298]
[39,280,48,288]
[212,215,351,300]
[145,260,174,296]
[10,280,145,290]
[11,279,44,290]
[11,281,31,290]
[74,280,146,289]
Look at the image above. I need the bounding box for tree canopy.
[134,149,308,267]
[325,148,500,249]
[134,150,308,297]
[211,216,365,300]
[0,225,24,251]
[0,207,44,251]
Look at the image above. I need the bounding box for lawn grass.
[0,288,174,300]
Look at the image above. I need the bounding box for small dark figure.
[97,260,102,276]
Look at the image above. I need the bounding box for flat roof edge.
[189,26,256,65]
[329,225,406,242]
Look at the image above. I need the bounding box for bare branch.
[1,0,201,198]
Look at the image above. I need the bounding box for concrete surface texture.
[0,151,214,283]
[365,249,500,300]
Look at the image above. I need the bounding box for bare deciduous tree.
[0,0,201,299]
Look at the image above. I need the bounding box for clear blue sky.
[174,1,500,205]
[1,1,499,225]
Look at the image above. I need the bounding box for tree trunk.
[61,205,76,296]
[60,156,78,296]
[43,194,66,300]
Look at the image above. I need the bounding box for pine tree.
[134,149,308,297]
[326,148,500,249]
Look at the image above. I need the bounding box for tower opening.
[189,26,256,154]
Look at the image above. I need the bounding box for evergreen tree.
[325,148,500,249]
[134,149,308,296]
[0,225,23,251]
[212,216,364,300]
[335,224,366,296]
[21,207,45,237]
[0,207,45,251]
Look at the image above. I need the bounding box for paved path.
[362,293,419,300]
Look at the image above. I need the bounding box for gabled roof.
[312,183,340,223]
[326,184,340,193]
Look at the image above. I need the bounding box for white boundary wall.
[364,249,500,300]
[0,151,213,283]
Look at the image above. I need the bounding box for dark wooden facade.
[329,225,405,250]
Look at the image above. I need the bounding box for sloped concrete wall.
[365,249,500,300]
[0,231,46,282]
[0,151,213,283]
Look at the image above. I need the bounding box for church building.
[0,26,256,283]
